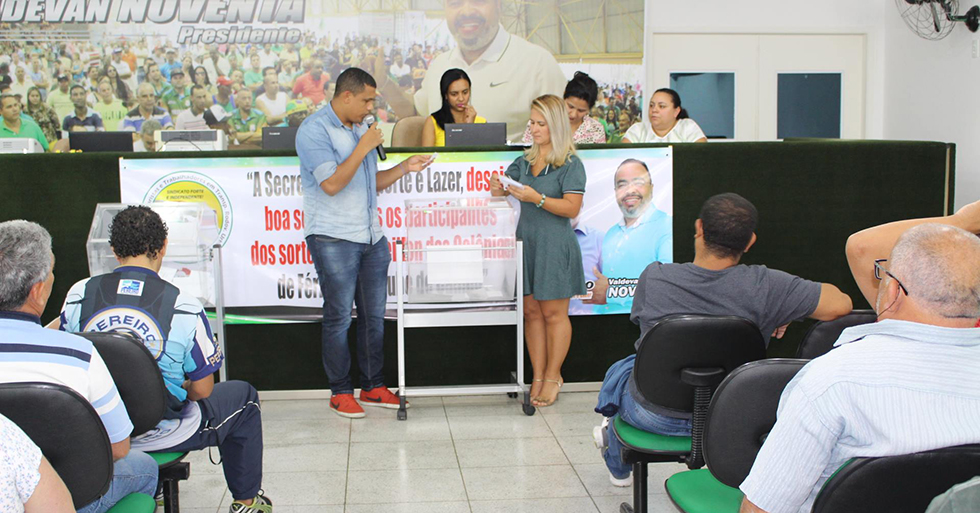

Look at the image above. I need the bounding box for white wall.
[883,10,980,211]
[644,0,977,209]
[644,0,887,138]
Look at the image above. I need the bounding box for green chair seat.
[149,451,185,466]
[666,469,744,513]
[614,415,692,453]
[106,493,156,512]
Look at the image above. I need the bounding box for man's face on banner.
[445,0,500,52]
[614,161,653,220]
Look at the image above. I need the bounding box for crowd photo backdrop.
[0,0,646,146]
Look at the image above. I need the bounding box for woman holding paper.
[421,68,486,147]
[490,94,586,407]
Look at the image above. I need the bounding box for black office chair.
[0,382,155,512]
[76,331,191,513]
[796,310,876,359]
[664,359,809,513]
[811,444,980,513]
[611,314,766,513]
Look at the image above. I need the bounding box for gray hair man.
[0,221,157,513]
[739,200,980,513]
[135,118,162,152]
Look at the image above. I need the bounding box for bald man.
[739,199,980,513]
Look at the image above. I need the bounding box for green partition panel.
[0,141,954,389]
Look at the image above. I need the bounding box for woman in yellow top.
[421,68,486,147]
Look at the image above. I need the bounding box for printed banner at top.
[119,147,673,315]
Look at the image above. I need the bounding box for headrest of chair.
[73,331,169,436]
[797,309,877,359]
[702,358,808,488]
[0,382,113,507]
[811,444,980,513]
[633,314,766,415]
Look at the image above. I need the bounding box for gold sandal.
[531,379,563,407]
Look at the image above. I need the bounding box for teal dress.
[505,154,588,300]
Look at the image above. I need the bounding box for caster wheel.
[522,403,536,416]
[397,410,407,421]
[507,392,518,398]
[619,502,634,513]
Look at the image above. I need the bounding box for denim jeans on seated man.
[603,386,692,480]
[307,234,391,395]
[76,450,158,513]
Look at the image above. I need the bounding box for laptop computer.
[262,126,299,150]
[444,123,507,147]
[69,131,134,152]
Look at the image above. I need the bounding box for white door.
[649,34,866,140]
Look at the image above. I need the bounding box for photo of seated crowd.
[0,23,662,152]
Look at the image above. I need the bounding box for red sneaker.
[359,386,408,410]
[329,393,365,418]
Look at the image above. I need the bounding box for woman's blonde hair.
[525,94,576,167]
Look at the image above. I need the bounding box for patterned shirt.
[522,115,607,144]
[0,414,41,513]
[740,320,980,513]
[160,85,191,116]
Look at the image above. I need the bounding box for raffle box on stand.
[396,197,533,420]
[86,202,220,307]
[402,197,517,303]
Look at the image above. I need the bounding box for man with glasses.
[594,192,853,487]
[595,158,673,314]
[739,199,980,513]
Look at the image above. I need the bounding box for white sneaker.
[610,472,633,487]
[593,417,610,450]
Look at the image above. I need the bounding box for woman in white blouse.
[623,88,707,143]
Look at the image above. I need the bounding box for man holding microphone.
[296,67,432,419]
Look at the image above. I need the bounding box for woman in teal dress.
[490,94,586,407]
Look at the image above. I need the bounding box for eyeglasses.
[615,177,651,191]
[873,259,909,296]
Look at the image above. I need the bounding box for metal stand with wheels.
[395,240,533,420]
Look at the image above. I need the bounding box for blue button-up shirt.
[296,103,383,244]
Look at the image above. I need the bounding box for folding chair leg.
[162,479,180,513]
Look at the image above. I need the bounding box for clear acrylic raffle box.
[86,202,220,307]
[403,197,517,303]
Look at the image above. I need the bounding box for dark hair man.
[62,84,104,132]
[0,93,48,150]
[295,67,433,418]
[739,199,980,513]
[0,220,156,513]
[59,206,273,513]
[594,193,853,487]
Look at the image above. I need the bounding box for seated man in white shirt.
[174,85,212,131]
[254,74,287,126]
[739,199,980,513]
[0,413,73,513]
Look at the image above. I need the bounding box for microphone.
[363,115,386,161]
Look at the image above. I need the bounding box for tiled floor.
[177,391,686,512]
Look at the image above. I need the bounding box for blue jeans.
[603,387,692,479]
[76,450,157,513]
[307,234,390,395]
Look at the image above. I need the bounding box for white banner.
[119,147,673,315]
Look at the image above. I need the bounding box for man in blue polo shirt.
[295,67,432,419]
[62,84,104,132]
[0,220,156,513]
[596,158,673,314]
[60,206,272,513]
